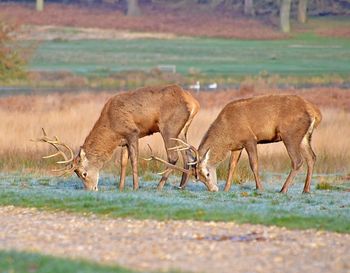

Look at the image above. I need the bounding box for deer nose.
[209,185,219,192]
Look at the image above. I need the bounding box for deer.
[34,84,200,191]
[147,94,322,193]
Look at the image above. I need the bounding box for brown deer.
[148,94,322,193]
[34,84,200,191]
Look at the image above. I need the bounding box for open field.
[1,4,349,272]
[1,172,350,233]
[2,9,349,88]
[28,35,350,77]
[1,10,349,271]
[4,29,349,89]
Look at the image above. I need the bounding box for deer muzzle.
[208,184,219,192]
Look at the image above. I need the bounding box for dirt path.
[0,206,349,273]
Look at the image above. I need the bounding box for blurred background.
[0,0,349,180]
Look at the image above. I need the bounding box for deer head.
[33,128,99,191]
[146,139,219,192]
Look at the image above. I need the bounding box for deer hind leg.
[300,133,316,194]
[127,135,139,191]
[244,141,264,191]
[119,146,129,191]
[157,135,179,191]
[224,150,242,192]
[280,138,304,193]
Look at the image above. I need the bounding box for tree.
[244,0,255,16]
[0,22,26,82]
[280,0,292,33]
[36,0,44,12]
[298,0,308,23]
[127,0,142,16]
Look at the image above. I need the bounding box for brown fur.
[195,94,322,193]
[77,84,199,190]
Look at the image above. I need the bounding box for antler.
[143,144,191,175]
[168,138,199,165]
[32,128,76,175]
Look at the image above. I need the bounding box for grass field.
[0,250,138,273]
[1,6,349,271]
[1,172,349,233]
[29,34,350,78]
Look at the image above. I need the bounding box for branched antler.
[168,138,199,165]
[32,128,76,175]
[143,144,191,175]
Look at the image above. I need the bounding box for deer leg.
[157,136,179,191]
[300,135,316,194]
[119,146,129,191]
[178,104,198,189]
[178,132,191,189]
[280,139,304,193]
[178,150,190,189]
[224,150,242,192]
[244,141,263,191]
[127,136,139,191]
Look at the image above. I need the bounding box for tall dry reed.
[0,92,349,176]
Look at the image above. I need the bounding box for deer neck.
[82,123,120,167]
[198,129,229,167]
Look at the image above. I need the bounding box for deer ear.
[79,148,86,159]
[186,150,196,164]
[202,149,210,165]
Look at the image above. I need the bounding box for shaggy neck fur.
[82,121,120,168]
[198,122,230,166]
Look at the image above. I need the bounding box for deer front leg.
[127,136,139,191]
[119,146,129,191]
[224,150,242,192]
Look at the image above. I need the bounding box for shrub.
[0,21,26,82]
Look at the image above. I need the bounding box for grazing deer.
[148,94,322,193]
[34,85,199,191]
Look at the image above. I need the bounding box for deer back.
[199,94,321,164]
[83,85,198,158]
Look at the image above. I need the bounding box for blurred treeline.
[1,0,349,16]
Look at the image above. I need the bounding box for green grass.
[29,35,350,77]
[0,250,137,273]
[0,172,349,233]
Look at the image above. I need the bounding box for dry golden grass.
[0,91,349,177]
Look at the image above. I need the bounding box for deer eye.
[206,173,210,178]
[82,172,88,178]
